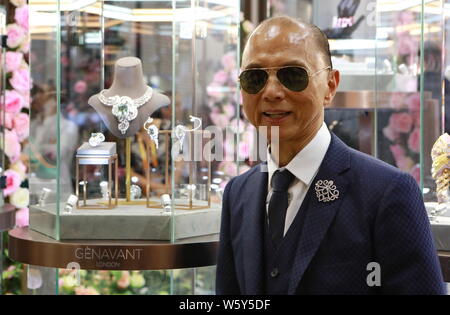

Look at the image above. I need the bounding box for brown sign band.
[8,228,219,270]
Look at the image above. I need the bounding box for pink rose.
[10,69,31,93]
[238,141,250,160]
[409,164,420,184]
[3,169,21,196]
[13,113,29,141]
[406,93,420,113]
[408,128,420,153]
[74,80,87,94]
[3,112,14,129]
[5,129,21,163]
[14,5,29,31]
[5,90,25,114]
[117,272,130,289]
[382,125,399,142]
[223,104,236,119]
[6,24,26,49]
[389,92,406,110]
[388,112,413,133]
[19,39,30,54]
[213,70,228,85]
[15,207,29,228]
[390,144,406,164]
[5,51,23,73]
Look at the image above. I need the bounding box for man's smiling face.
[241,20,338,147]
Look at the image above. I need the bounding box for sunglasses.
[239,66,331,94]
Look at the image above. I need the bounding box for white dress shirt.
[266,122,331,236]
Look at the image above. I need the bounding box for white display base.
[29,198,221,240]
[425,202,450,251]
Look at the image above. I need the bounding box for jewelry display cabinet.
[9,0,240,295]
[269,0,450,282]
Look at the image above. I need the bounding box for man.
[216,16,446,295]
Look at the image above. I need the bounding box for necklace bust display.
[88,57,170,138]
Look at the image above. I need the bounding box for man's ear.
[324,69,340,107]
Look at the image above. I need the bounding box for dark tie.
[268,169,295,248]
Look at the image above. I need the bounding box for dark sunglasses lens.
[240,70,268,94]
[277,67,309,92]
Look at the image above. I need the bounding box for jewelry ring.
[89,133,105,147]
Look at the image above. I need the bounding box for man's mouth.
[263,111,292,118]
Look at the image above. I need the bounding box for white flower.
[10,187,29,208]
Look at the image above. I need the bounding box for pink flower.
[389,92,406,110]
[223,104,236,119]
[406,93,420,113]
[5,51,24,73]
[408,128,420,153]
[2,113,14,129]
[5,90,25,114]
[6,24,26,49]
[3,169,21,196]
[410,164,420,184]
[13,113,30,141]
[19,39,30,54]
[213,70,228,85]
[14,5,29,31]
[388,112,413,133]
[117,271,130,289]
[238,141,250,160]
[10,69,31,93]
[15,207,29,228]
[74,80,87,94]
[382,125,399,142]
[5,129,21,163]
[390,144,406,163]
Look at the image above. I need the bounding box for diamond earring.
[144,117,159,149]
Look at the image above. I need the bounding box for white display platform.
[29,199,221,240]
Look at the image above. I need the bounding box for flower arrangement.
[1,0,30,226]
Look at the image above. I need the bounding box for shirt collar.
[267,122,331,187]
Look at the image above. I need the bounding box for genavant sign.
[74,246,144,269]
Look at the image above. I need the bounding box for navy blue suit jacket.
[216,133,446,295]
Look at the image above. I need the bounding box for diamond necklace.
[98,86,153,135]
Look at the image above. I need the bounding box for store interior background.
[1,0,450,294]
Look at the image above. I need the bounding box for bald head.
[243,16,332,69]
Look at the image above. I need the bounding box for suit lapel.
[288,134,351,294]
[243,164,268,294]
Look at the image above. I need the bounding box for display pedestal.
[29,199,221,240]
[8,227,219,270]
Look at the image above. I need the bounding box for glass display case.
[8,0,240,295]
[268,0,450,281]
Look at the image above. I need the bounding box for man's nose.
[262,74,285,102]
